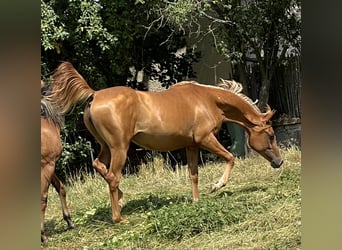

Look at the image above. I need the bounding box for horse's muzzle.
[271,158,283,168]
[264,149,283,168]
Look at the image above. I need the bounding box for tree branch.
[199,10,234,25]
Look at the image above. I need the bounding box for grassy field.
[42,146,301,250]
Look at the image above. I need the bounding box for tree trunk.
[258,78,271,112]
[237,62,248,93]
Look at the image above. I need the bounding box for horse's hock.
[273,116,301,148]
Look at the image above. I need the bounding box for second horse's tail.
[46,61,95,114]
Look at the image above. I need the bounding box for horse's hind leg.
[104,147,128,223]
[92,146,127,222]
[92,144,110,176]
[84,106,112,178]
[83,105,125,220]
[51,173,74,230]
[92,144,124,211]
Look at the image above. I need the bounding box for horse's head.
[248,107,283,168]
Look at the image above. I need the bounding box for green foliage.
[147,196,247,240]
[57,135,92,177]
[147,49,200,88]
[164,0,196,28]
[55,108,93,181]
[72,0,117,51]
[41,0,69,52]
[213,0,301,63]
[41,0,197,86]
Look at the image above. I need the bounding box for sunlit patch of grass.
[42,146,301,249]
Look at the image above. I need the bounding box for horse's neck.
[213,89,262,129]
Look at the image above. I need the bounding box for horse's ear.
[263,105,276,121]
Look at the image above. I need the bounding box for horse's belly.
[132,133,193,151]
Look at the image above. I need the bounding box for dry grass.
[42,146,301,250]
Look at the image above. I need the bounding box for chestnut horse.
[41,87,74,243]
[47,62,283,224]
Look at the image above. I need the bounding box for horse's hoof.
[118,201,124,210]
[68,222,75,230]
[41,235,48,245]
[119,219,129,224]
[208,184,218,194]
[208,182,226,193]
[113,217,129,224]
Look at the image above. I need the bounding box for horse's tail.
[46,61,95,114]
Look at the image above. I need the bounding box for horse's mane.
[216,79,261,113]
[174,79,260,113]
[41,98,64,129]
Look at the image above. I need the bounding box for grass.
[42,146,301,250]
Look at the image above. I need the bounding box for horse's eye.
[269,135,275,141]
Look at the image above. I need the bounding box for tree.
[41,0,200,85]
[146,0,301,111]
[41,0,138,85]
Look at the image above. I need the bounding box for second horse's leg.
[51,173,74,229]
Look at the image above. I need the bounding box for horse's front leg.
[41,163,54,244]
[186,146,200,201]
[41,186,49,244]
[199,133,235,193]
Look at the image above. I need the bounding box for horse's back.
[86,83,222,150]
[89,85,195,124]
[91,82,203,109]
[41,118,62,166]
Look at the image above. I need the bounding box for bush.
[56,109,94,182]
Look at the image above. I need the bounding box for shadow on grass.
[214,185,268,198]
[87,206,113,224]
[44,219,73,237]
[122,193,192,215]
[80,193,192,225]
